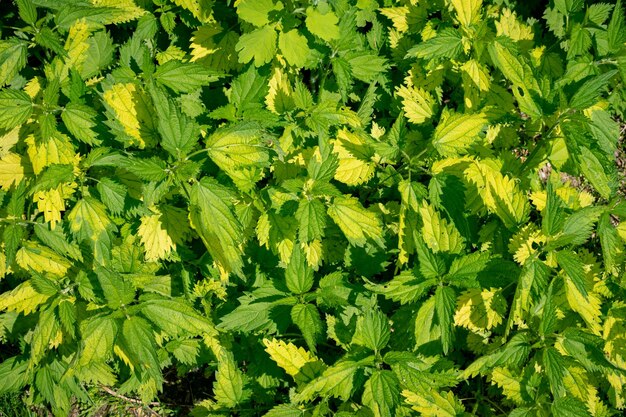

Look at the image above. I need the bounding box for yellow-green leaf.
[328,196,383,247]
[263,338,320,377]
[0,152,31,190]
[0,281,49,315]
[16,241,71,277]
[418,202,464,254]
[432,112,487,156]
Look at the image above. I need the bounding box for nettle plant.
[0,0,625,416]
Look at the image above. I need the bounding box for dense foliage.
[0,0,626,415]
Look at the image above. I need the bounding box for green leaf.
[415,236,448,278]
[551,396,592,417]
[577,146,612,199]
[33,223,82,261]
[305,7,340,42]
[550,206,604,247]
[0,39,27,87]
[418,202,465,254]
[406,28,463,60]
[218,301,275,332]
[79,317,117,366]
[16,0,38,25]
[81,31,115,79]
[555,250,588,298]
[205,122,270,187]
[597,212,623,273]
[0,89,33,130]
[279,30,311,68]
[61,103,100,145]
[296,198,327,243]
[236,25,277,67]
[149,84,200,158]
[608,0,626,52]
[543,347,567,398]
[236,0,282,27]
[153,60,221,93]
[117,316,162,382]
[569,70,617,110]
[30,164,74,194]
[189,178,245,277]
[567,24,592,59]
[230,65,269,113]
[362,370,400,417]
[354,309,391,352]
[291,303,323,353]
[446,251,490,288]
[346,53,388,83]
[96,178,127,215]
[285,246,314,294]
[264,404,308,417]
[435,285,456,354]
[0,357,29,392]
[542,182,565,236]
[141,298,215,336]
[95,266,135,309]
[120,157,167,181]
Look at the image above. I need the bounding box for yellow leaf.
[0,281,50,315]
[461,60,490,91]
[0,152,31,190]
[25,132,76,175]
[454,288,506,332]
[564,271,602,335]
[395,84,435,124]
[172,0,212,21]
[24,76,43,99]
[301,239,323,270]
[491,367,524,404]
[103,83,157,148]
[91,0,146,24]
[34,183,76,229]
[138,206,191,262]
[263,338,319,377]
[379,7,410,32]
[266,67,294,114]
[464,159,529,228]
[402,389,465,417]
[156,45,187,64]
[508,224,546,265]
[0,126,20,158]
[64,20,91,74]
[495,9,534,41]
[190,23,240,72]
[432,112,487,156]
[16,241,72,276]
[418,202,464,254]
[530,183,594,211]
[0,251,6,279]
[332,129,375,186]
[451,0,483,27]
